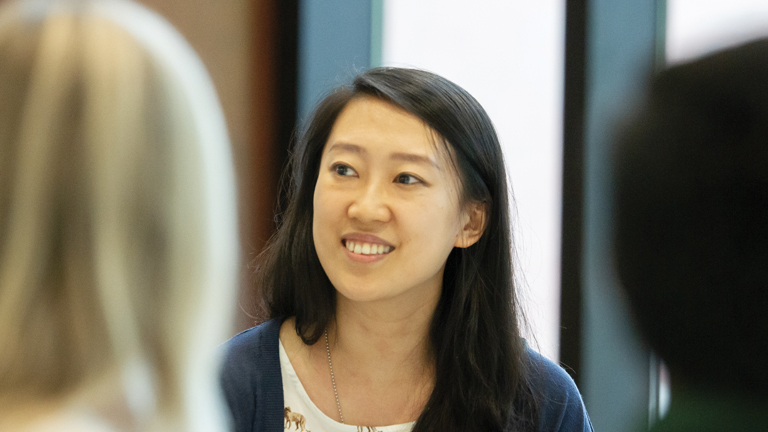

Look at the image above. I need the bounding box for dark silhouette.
[613,38,768,431]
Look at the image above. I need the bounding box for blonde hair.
[0,1,239,431]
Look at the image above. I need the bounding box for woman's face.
[312,96,473,305]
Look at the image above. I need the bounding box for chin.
[333,283,394,304]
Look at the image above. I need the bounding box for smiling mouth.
[343,240,393,255]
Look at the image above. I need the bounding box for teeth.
[344,241,392,255]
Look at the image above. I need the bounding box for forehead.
[324,96,447,161]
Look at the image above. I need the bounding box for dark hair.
[613,39,768,396]
[256,67,536,430]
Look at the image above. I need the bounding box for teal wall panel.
[580,0,665,430]
[297,0,372,123]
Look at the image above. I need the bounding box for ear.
[454,201,488,248]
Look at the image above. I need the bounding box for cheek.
[312,180,327,243]
[405,194,463,243]
[312,178,342,239]
[314,177,332,211]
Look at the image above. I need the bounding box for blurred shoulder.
[4,410,115,432]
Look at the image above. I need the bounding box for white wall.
[667,0,768,64]
[381,0,565,361]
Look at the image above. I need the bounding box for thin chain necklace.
[324,328,345,423]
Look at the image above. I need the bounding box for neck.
[330,286,440,383]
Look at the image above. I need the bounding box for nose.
[347,180,392,224]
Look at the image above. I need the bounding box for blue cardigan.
[220,319,593,432]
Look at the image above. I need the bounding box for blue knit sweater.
[220,319,593,432]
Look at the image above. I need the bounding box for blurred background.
[37,0,768,430]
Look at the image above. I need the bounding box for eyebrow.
[327,142,440,169]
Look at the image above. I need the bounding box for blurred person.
[221,67,592,432]
[613,39,768,431]
[0,0,239,431]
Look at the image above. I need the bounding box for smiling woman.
[221,68,593,432]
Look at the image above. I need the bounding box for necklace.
[324,328,344,423]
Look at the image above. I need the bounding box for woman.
[0,0,239,431]
[222,68,592,432]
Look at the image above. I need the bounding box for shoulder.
[220,319,284,432]
[220,319,282,389]
[222,319,282,362]
[524,347,594,432]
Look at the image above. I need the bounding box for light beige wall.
[139,0,253,222]
[138,0,259,332]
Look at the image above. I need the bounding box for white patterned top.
[279,340,415,432]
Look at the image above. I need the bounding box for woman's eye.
[333,164,356,177]
[395,173,421,185]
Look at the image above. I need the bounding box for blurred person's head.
[613,39,768,397]
[0,0,239,430]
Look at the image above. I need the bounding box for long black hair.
[255,67,536,431]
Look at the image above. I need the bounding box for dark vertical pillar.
[240,0,298,332]
[274,0,299,182]
[559,0,588,385]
